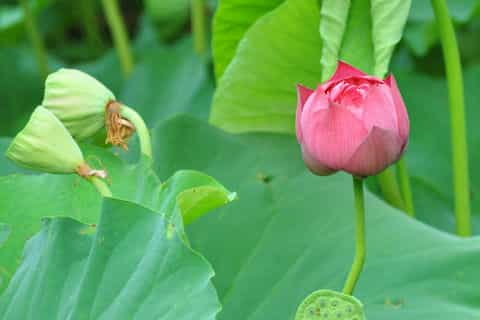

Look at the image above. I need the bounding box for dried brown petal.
[76,162,108,179]
[105,101,135,150]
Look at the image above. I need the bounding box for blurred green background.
[1,0,479,137]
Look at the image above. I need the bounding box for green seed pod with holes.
[6,106,85,174]
[295,289,365,320]
[42,68,115,140]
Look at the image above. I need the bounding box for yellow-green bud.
[6,106,85,174]
[42,68,115,140]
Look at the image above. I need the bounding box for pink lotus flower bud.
[296,61,410,177]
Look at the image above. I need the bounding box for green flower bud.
[6,106,85,174]
[42,68,115,140]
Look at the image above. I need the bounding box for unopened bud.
[42,68,115,140]
[6,106,85,173]
[43,68,135,149]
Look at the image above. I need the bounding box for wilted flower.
[296,61,410,177]
[43,69,115,139]
[42,68,134,149]
[6,106,106,178]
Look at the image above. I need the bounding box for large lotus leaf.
[0,197,220,319]
[212,0,283,79]
[208,0,479,233]
[210,0,322,134]
[0,224,8,247]
[150,115,480,319]
[0,144,234,293]
[210,0,410,133]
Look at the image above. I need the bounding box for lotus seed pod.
[6,106,85,174]
[295,290,365,320]
[42,68,115,140]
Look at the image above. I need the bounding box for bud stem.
[191,0,207,55]
[89,176,112,197]
[120,105,152,159]
[101,0,134,77]
[19,0,49,79]
[397,158,415,217]
[431,0,471,237]
[343,176,366,295]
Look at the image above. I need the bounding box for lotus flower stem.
[101,0,134,77]
[431,0,471,236]
[397,158,415,217]
[343,177,366,295]
[89,176,112,197]
[120,105,152,159]
[19,0,48,79]
[191,0,207,54]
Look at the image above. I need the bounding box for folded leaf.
[210,0,322,133]
[153,115,480,320]
[210,0,411,134]
[0,145,234,293]
[0,198,220,320]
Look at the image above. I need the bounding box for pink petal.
[385,74,410,144]
[300,100,369,170]
[301,145,336,176]
[303,85,330,111]
[342,127,403,176]
[329,61,367,83]
[297,84,314,107]
[321,70,382,94]
[296,84,314,143]
[361,84,398,134]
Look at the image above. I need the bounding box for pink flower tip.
[295,61,410,177]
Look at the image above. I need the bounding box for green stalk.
[79,0,104,52]
[431,0,471,237]
[343,177,366,295]
[101,0,134,77]
[89,176,112,197]
[377,168,405,210]
[120,105,152,159]
[191,0,207,54]
[19,0,48,79]
[397,158,415,217]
